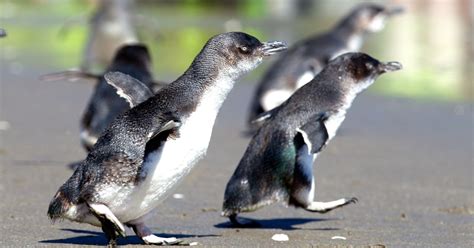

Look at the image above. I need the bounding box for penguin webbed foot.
[141,234,182,245]
[106,239,118,248]
[304,197,358,213]
[101,218,122,248]
[229,214,261,228]
[127,221,183,245]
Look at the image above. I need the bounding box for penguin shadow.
[214,217,339,231]
[39,228,218,246]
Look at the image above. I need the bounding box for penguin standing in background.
[223,53,402,226]
[0,28,6,37]
[47,32,287,246]
[81,0,138,72]
[247,3,404,127]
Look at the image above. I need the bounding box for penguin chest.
[116,107,220,221]
[324,110,346,141]
[146,112,215,187]
[146,113,214,189]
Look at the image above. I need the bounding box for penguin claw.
[345,197,358,205]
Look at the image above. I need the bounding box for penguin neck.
[178,60,238,116]
[333,20,367,51]
[339,77,374,111]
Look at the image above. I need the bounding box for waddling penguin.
[247,3,404,128]
[47,32,287,246]
[223,53,402,227]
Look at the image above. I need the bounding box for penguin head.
[199,32,287,78]
[330,52,402,92]
[112,44,152,69]
[348,4,405,33]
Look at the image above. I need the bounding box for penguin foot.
[142,234,182,245]
[229,214,261,228]
[305,197,358,213]
[343,197,358,205]
[106,239,118,248]
[127,220,182,245]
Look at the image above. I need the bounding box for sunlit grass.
[372,66,463,102]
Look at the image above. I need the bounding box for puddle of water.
[0,0,471,102]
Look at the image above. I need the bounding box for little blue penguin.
[223,52,402,227]
[47,32,287,246]
[0,28,6,37]
[247,3,404,128]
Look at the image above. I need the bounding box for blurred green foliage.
[0,0,470,102]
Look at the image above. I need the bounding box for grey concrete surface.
[0,67,473,247]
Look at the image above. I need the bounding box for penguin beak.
[380,61,403,73]
[385,5,405,16]
[260,41,287,56]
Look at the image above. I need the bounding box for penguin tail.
[47,190,73,222]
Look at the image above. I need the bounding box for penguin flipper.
[295,113,329,154]
[39,69,101,82]
[104,71,154,108]
[87,202,126,246]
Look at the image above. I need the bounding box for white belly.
[324,110,346,141]
[111,110,216,222]
[295,70,316,89]
[261,89,293,112]
[261,70,315,112]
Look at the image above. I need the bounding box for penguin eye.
[365,62,373,70]
[238,46,250,54]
